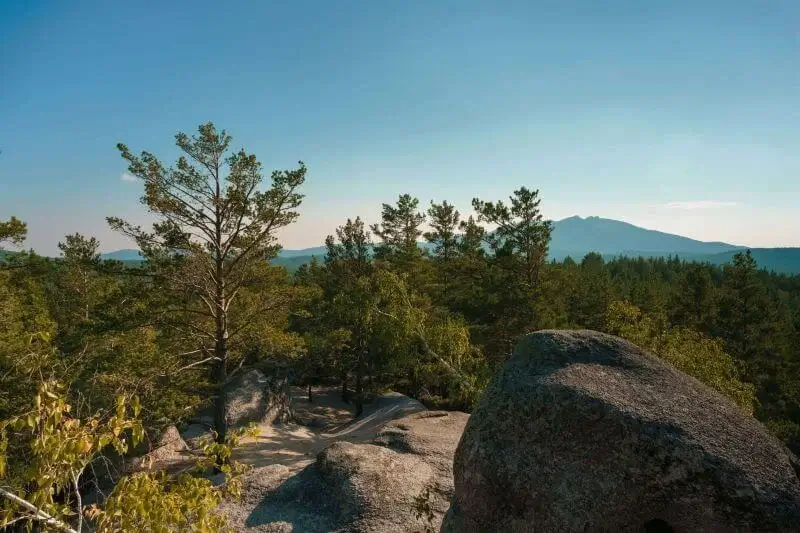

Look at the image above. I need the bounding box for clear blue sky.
[1,0,798,255]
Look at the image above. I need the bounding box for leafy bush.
[606,300,756,413]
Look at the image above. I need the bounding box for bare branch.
[224,356,249,384]
[72,471,83,533]
[163,355,221,376]
[0,487,79,533]
[371,305,464,381]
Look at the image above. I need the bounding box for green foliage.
[606,300,756,412]
[107,122,307,443]
[5,169,800,529]
[670,262,717,333]
[89,417,257,533]
[78,326,204,427]
[370,270,487,407]
[571,253,613,330]
[0,270,57,420]
[196,423,259,472]
[445,187,554,362]
[51,233,118,339]
[472,186,552,285]
[0,381,143,531]
[291,189,800,448]
[0,216,27,249]
[0,382,253,532]
[371,194,426,266]
[717,250,783,381]
[89,472,229,533]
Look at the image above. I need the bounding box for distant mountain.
[549,216,743,258]
[101,249,142,261]
[101,217,800,274]
[277,246,328,258]
[276,216,745,262]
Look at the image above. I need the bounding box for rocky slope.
[220,387,468,532]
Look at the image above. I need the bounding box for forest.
[1,123,799,531]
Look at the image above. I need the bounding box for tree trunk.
[341,371,349,403]
[212,166,229,448]
[407,367,417,397]
[213,310,229,446]
[355,356,364,418]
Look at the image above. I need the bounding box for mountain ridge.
[101,249,142,261]
[272,216,748,259]
[97,216,800,274]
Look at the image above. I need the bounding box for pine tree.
[323,217,375,415]
[472,187,552,286]
[717,251,776,383]
[0,217,26,250]
[671,262,717,334]
[424,200,460,300]
[470,187,553,360]
[370,194,426,270]
[572,252,614,330]
[55,233,103,328]
[108,123,306,443]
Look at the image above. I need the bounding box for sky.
[1,0,798,256]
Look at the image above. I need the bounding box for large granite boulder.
[316,440,436,531]
[443,330,800,533]
[224,369,293,427]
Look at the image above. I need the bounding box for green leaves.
[0,382,146,530]
[93,471,230,533]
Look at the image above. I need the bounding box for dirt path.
[233,386,425,474]
[221,386,433,531]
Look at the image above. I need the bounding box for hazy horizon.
[1,212,784,257]
[2,1,799,255]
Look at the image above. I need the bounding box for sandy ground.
[233,386,426,474]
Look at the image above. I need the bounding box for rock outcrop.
[443,329,800,533]
[224,369,293,427]
[83,424,190,505]
[127,424,189,472]
[228,410,469,532]
[376,411,469,499]
[180,422,213,450]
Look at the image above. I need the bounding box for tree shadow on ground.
[244,462,346,533]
